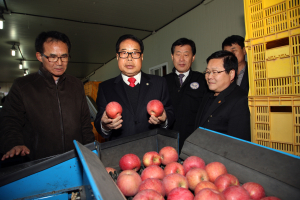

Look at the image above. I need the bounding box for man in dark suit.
[222,35,249,94]
[194,50,251,141]
[164,38,207,152]
[94,34,174,140]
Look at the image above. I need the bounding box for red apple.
[205,162,227,182]
[242,182,265,200]
[147,100,164,117]
[260,197,281,200]
[164,162,185,176]
[182,156,205,173]
[141,165,165,181]
[162,173,189,196]
[159,146,178,165]
[167,187,194,200]
[186,168,209,191]
[143,151,162,167]
[222,186,251,200]
[138,178,166,196]
[194,188,226,200]
[195,181,218,195]
[133,189,164,200]
[214,173,239,192]
[117,170,142,197]
[105,167,117,174]
[119,153,141,171]
[106,101,122,119]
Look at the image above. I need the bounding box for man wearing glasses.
[194,50,250,141]
[94,34,174,140]
[0,31,94,162]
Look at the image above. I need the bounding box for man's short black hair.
[206,50,238,82]
[222,35,245,49]
[116,34,144,54]
[35,31,71,54]
[171,38,196,55]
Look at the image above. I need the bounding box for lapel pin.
[218,100,221,103]
[146,83,149,85]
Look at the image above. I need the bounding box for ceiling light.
[0,11,4,30]
[23,69,28,76]
[11,44,17,56]
[19,60,23,69]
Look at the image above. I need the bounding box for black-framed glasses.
[203,70,226,76]
[118,51,142,59]
[41,53,70,62]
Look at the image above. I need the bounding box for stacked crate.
[84,81,101,102]
[244,0,300,156]
[84,81,105,143]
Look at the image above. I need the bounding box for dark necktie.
[178,74,185,86]
[128,77,136,87]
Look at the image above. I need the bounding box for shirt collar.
[121,72,141,85]
[175,70,190,77]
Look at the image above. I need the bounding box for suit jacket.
[194,83,251,141]
[239,62,249,94]
[164,68,208,151]
[94,72,175,140]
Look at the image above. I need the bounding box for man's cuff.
[101,122,111,135]
[161,119,168,128]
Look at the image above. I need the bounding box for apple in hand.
[167,187,194,200]
[117,170,142,197]
[143,151,162,167]
[214,173,239,192]
[194,188,226,200]
[119,153,141,171]
[205,162,227,182]
[159,146,178,165]
[194,181,218,195]
[164,162,185,176]
[222,186,251,200]
[147,100,164,117]
[162,173,189,196]
[138,178,166,196]
[183,156,205,173]
[242,182,265,200]
[141,165,165,181]
[133,189,164,200]
[106,101,122,119]
[186,168,209,191]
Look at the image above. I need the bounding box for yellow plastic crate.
[249,96,300,156]
[84,81,102,102]
[244,0,300,40]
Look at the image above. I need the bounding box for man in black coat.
[0,31,95,162]
[222,35,249,94]
[194,50,251,141]
[164,38,207,152]
[94,34,174,140]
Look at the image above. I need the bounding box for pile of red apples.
[105,146,280,200]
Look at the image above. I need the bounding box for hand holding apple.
[101,111,123,131]
[147,100,164,117]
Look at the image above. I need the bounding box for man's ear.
[230,69,235,81]
[36,52,43,62]
[116,53,119,61]
[243,47,247,56]
[192,55,196,63]
[171,54,174,61]
[141,54,143,61]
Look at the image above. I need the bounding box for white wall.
[90,0,245,81]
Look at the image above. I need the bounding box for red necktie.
[128,77,136,87]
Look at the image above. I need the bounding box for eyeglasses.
[118,51,142,59]
[203,70,226,76]
[41,53,70,62]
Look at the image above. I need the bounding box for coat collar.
[199,82,237,126]
[38,64,66,87]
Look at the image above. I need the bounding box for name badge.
[190,82,199,89]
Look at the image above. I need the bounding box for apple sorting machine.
[0,127,299,200]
